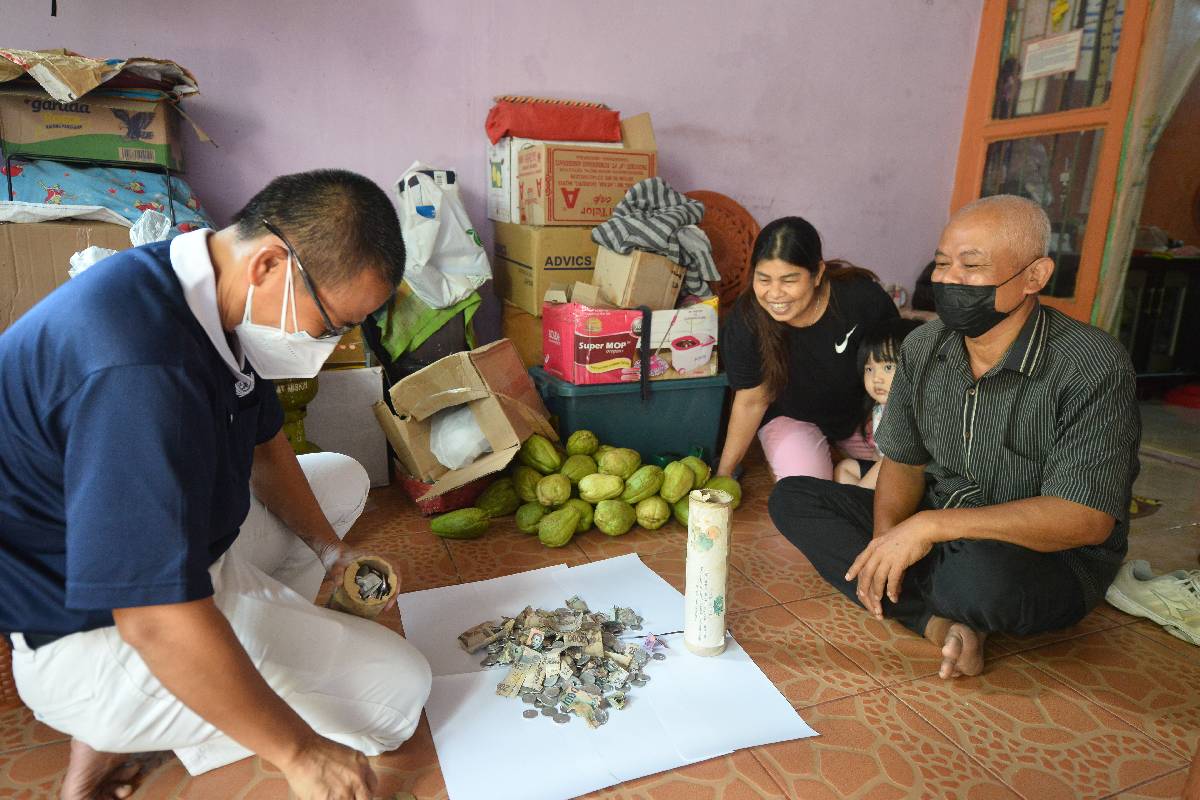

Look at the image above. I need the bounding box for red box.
[541,296,719,385]
[395,468,490,516]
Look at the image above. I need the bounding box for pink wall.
[9,0,982,289]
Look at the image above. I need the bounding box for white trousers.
[12,452,432,775]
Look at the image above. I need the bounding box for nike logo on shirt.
[835,325,858,354]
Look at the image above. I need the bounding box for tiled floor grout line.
[1013,649,1198,762]
[1097,766,1188,799]
[1123,621,1200,656]
[881,684,1031,800]
[0,738,68,758]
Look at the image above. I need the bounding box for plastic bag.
[429,404,493,470]
[68,209,175,278]
[396,161,491,309]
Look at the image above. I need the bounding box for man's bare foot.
[60,739,142,800]
[924,616,987,679]
[938,623,986,679]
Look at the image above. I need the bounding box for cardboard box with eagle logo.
[0,49,202,171]
[0,90,183,170]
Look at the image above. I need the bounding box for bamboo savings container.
[326,556,398,619]
[683,488,733,656]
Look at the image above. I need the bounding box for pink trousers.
[758,416,876,481]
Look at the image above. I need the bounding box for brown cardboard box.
[305,366,389,487]
[493,222,597,317]
[371,339,556,500]
[593,247,685,310]
[501,301,543,369]
[0,220,132,331]
[515,114,657,226]
[0,89,183,170]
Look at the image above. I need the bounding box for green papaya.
[673,495,689,527]
[565,430,600,456]
[635,496,671,530]
[578,473,623,503]
[594,499,636,536]
[512,465,542,503]
[430,507,489,539]
[515,502,546,534]
[659,461,695,504]
[598,448,641,480]
[562,498,594,534]
[536,473,572,507]
[560,454,598,485]
[518,433,562,474]
[476,477,519,517]
[538,506,581,547]
[620,465,664,504]
[681,456,712,488]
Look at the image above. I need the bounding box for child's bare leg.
[833,459,862,485]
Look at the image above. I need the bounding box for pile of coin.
[458,596,664,728]
[354,563,390,601]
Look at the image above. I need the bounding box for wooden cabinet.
[1118,256,1200,374]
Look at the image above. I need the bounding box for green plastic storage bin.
[530,368,728,463]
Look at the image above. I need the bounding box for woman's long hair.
[735,217,879,399]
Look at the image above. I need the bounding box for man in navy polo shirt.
[0,170,432,800]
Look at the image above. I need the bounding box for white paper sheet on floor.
[395,553,819,800]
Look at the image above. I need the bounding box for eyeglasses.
[261,218,355,339]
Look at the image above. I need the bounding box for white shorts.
[11,452,432,775]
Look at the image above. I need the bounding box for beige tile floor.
[1,402,1197,799]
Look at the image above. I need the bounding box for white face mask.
[234,253,339,379]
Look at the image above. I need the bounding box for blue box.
[529,367,728,463]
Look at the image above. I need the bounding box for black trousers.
[768,477,1088,637]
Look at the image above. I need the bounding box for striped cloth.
[592,178,720,298]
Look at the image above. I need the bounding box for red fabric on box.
[485,99,621,145]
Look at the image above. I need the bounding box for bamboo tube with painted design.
[684,488,733,656]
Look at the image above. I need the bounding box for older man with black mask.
[769,194,1140,680]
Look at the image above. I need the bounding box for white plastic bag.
[396,161,491,309]
[68,209,175,278]
[429,404,493,470]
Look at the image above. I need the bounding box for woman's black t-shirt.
[722,277,899,442]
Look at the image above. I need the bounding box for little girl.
[834,318,922,489]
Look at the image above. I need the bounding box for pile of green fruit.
[429,431,742,548]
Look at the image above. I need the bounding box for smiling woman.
[717,216,899,481]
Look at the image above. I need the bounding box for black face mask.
[932,258,1039,338]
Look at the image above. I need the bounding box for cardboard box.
[493,222,598,317]
[0,89,183,170]
[515,114,657,226]
[372,339,556,500]
[594,247,684,310]
[501,301,543,369]
[305,366,389,487]
[322,326,370,369]
[542,294,719,385]
[488,138,622,224]
[0,220,132,331]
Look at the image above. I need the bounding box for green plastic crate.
[530,367,728,464]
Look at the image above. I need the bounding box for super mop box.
[541,294,718,386]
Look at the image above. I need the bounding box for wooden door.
[951,0,1150,320]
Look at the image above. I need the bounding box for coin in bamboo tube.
[326,556,398,620]
[684,488,733,656]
